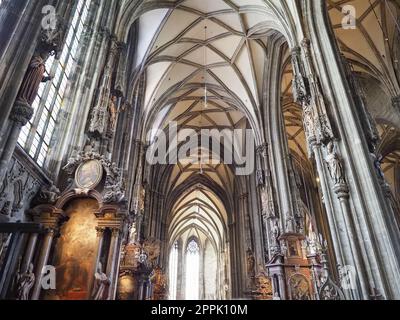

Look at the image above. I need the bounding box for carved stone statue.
[103,179,125,204]
[246,248,255,277]
[370,152,385,180]
[37,184,60,205]
[108,95,118,132]
[256,169,265,187]
[139,187,146,212]
[285,215,296,233]
[16,52,52,107]
[271,221,280,248]
[92,262,110,300]
[16,263,35,300]
[302,104,315,140]
[259,186,268,213]
[273,292,281,300]
[325,141,346,185]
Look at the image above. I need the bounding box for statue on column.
[92,262,110,300]
[15,17,64,107]
[16,52,52,107]
[302,104,315,141]
[325,141,346,185]
[16,263,35,300]
[108,95,118,132]
[246,248,255,278]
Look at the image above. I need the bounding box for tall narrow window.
[18,0,91,167]
[185,239,200,300]
[169,241,178,300]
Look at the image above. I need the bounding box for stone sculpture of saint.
[273,292,281,300]
[92,262,110,300]
[17,52,52,106]
[325,141,345,185]
[246,249,255,277]
[16,263,35,300]
[108,95,118,132]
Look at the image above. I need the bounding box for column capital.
[333,183,350,199]
[95,226,106,236]
[392,96,400,112]
[44,227,57,235]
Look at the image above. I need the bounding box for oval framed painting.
[75,160,103,189]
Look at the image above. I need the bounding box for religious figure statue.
[92,262,110,300]
[270,221,281,252]
[16,52,52,106]
[103,179,125,204]
[256,169,265,187]
[325,141,345,185]
[302,104,315,140]
[273,292,281,300]
[16,263,35,300]
[246,248,255,277]
[108,95,118,132]
[285,215,296,233]
[138,187,146,212]
[259,185,267,207]
[37,184,60,204]
[370,152,385,180]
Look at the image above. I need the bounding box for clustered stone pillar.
[31,228,56,300]
[106,228,121,300]
[20,233,39,274]
[291,42,370,300]
[88,227,106,296]
[0,101,33,182]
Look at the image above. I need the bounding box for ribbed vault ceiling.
[135,0,279,195]
[168,187,227,251]
[328,0,400,94]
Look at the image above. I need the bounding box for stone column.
[0,100,33,182]
[88,227,105,298]
[277,272,287,300]
[21,233,38,274]
[31,228,55,300]
[106,228,121,300]
[0,231,23,299]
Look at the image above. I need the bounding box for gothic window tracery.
[185,239,200,300]
[17,0,91,167]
